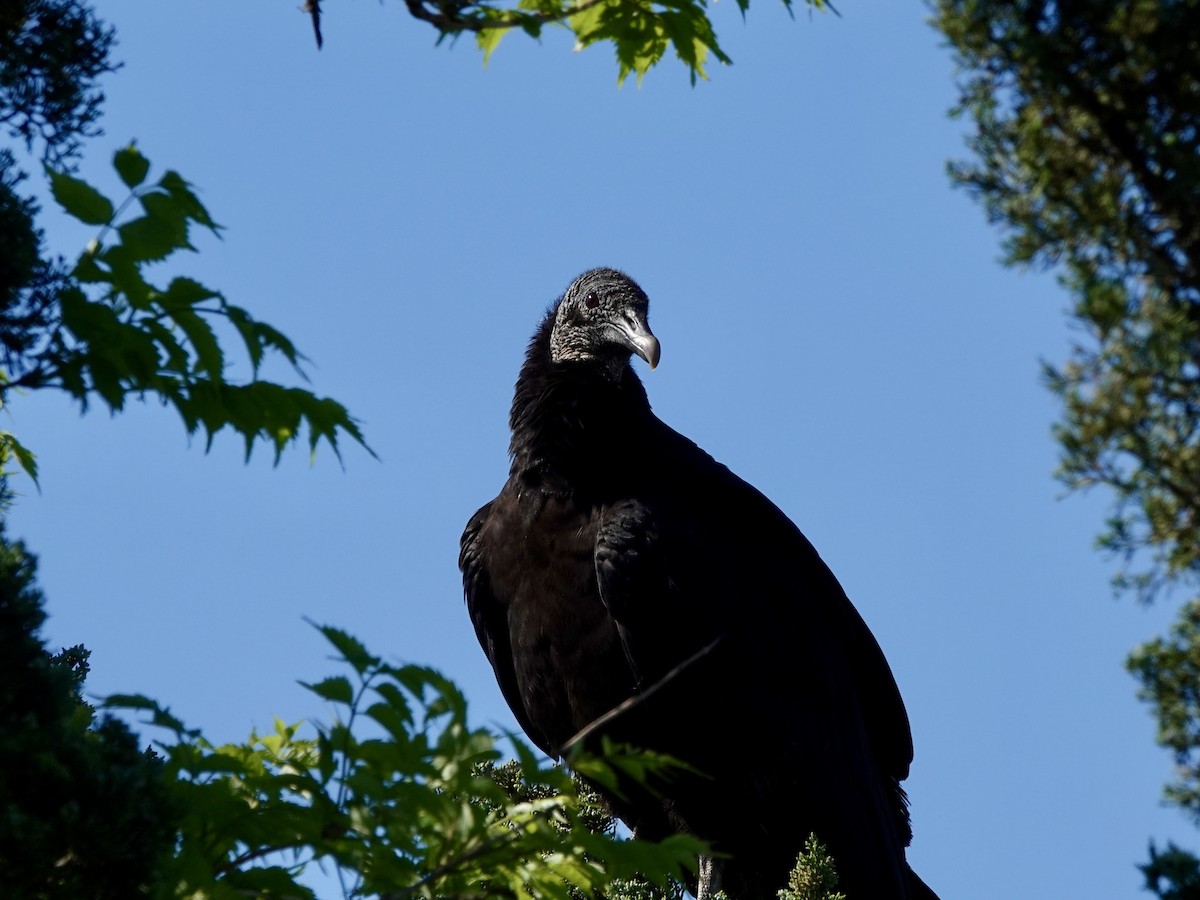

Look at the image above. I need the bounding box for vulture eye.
[584,291,600,310]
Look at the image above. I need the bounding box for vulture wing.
[460,500,557,757]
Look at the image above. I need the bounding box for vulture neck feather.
[508,310,653,490]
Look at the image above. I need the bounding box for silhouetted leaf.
[301,675,355,706]
[45,167,114,225]
[113,143,150,188]
[309,620,377,674]
[159,169,219,233]
[116,213,181,263]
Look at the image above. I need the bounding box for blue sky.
[10,1,1193,896]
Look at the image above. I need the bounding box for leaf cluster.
[0,144,371,475]
[350,0,833,84]
[1,2,369,477]
[1128,599,1200,823]
[104,624,702,899]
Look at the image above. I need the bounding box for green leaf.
[101,692,161,712]
[0,431,39,486]
[45,167,115,225]
[139,189,193,250]
[364,701,414,740]
[159,169,220,233]
[165,306,224,378]
[570,0,607,47]
[58,285,120,343]
[113,143,150,188]
[97,245,154,307]
[301,675,355,706]
[254,320,305,369]
[116,212,183,263]
[477,29,505,65]
[160,275,222,309]
[226,307,265,372]
[103,693,193,736]
[477,18,507,64]
[316,730,337,784]
[373,681,415,727]
[142,318,190,375]
[307,619,378,674]
[72,250,111,285]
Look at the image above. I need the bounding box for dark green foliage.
[0,1,112,429]
[0,543,702,899]
[0,153,65,380]
[0,155,41,305]
[0,1,98,395]
[0,0,118,165]
[0,522,179,899]
[1140,842,1200,900]
[935,0,1200,885]
[1128,600,1200,823]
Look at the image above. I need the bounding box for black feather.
[460,268,938,899]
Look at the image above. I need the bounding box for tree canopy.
[935,0,1200,893]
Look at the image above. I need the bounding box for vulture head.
[550,268,661,376]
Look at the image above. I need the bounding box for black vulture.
[460,268,938,899]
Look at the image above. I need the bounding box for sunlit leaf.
[0,431,39,487]
[477,20,507,64]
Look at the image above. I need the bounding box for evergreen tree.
[934,1,1200,892]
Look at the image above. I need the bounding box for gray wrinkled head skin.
[549,268,661,377]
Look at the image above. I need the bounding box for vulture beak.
[613,317,661,370]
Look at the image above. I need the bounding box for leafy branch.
[307,0,835,85]
[0,143,372,475]
[105,624,703,899]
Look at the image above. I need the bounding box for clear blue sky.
[11,1,1192,896]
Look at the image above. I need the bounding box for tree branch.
[399,0,608,35]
